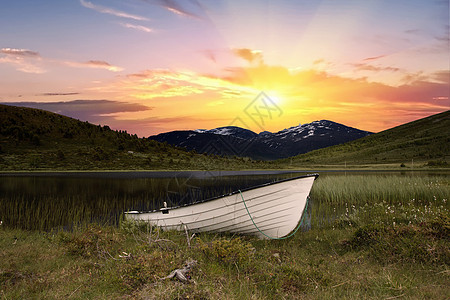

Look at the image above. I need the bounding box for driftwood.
[161,259,197,283]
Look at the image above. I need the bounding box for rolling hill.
[0,104,266,171]
[279,110,450,168]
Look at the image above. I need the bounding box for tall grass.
[0,176,169,230]
[309,175,449,228]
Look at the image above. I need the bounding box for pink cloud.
[233,48,264,65]
[119,22,153,33]
[1,48,40,57]
[0,47,45,73]
[362,55,387,61]
[64,60,124,72]
[147,0,202,19]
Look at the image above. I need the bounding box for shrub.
[196,237,255,264]
[347,218,450,264]
[57,225,121,258]
[116,251,167,291]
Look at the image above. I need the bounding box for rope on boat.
[238,190,309,240]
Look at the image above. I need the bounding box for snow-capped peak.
[194,129,207,133]
[193,126,258,139]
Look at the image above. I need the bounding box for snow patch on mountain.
[193,126,258,139]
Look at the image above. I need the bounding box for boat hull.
[126,174,318,239]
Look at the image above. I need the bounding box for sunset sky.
[1,0,449,136]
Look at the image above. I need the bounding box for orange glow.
[89,59,449,135]
[1,1,448,136]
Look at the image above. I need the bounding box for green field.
[1,174,448,299]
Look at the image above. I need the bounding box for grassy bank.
[1,218,448,299]
[1,175,448,299]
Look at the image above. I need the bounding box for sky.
[0,0,449,136]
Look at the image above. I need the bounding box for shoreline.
[1,168,448,178]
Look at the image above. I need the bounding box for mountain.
[281,110,450,166]
[149,120,373,160]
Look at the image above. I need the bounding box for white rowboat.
[126,174,319,239]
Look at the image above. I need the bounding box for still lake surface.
[1,170,448,231]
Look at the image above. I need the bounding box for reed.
[309,175,449,228]
[0,174,293,231]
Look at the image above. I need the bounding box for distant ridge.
[149,121,372,160]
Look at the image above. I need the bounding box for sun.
[265,91,284,106]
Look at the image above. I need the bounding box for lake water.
[1,170,448,231]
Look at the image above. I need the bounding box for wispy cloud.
[202,50,217,63]
[1,47,123,73]
[362,55,387,62]
[0,57,45,74]
[0,47,45,73]
[80,0,149,21]
[313,59,325,65]
[350,56,400,74]
[162,0,194,17]
[1,48,40,57]
[119,22,153,33]
[86,60,123,72]
[400,71,428,84]
[38,92,81,96]
[431,70,450,84]
[352,63,400,73]
[233,48,263,65]
[143,0,202,19]
[64,60,124,72]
